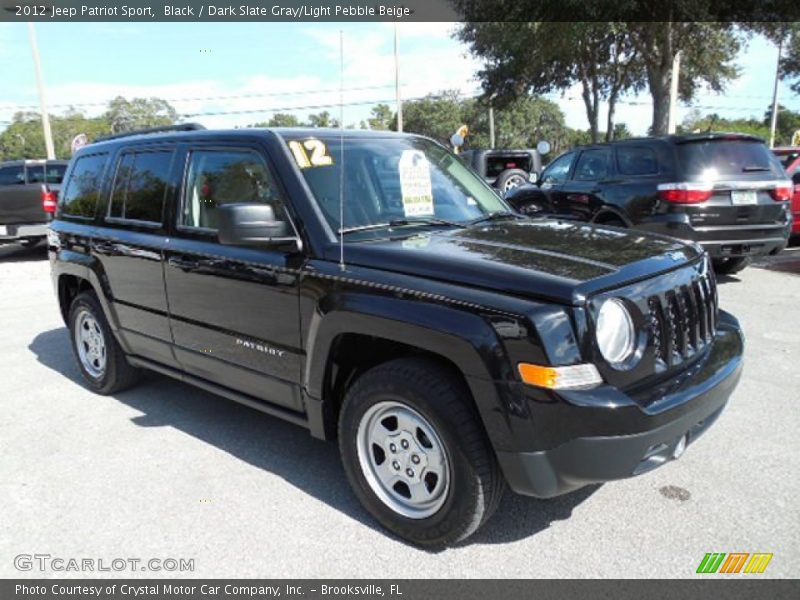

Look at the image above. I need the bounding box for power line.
[0,84,397,112]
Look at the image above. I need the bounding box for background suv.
[0,159,67,246]
[506,133,793,274]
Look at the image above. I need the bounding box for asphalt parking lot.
[1,242,798,579]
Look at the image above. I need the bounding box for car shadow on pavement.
[29,326,596,549]
[0,242,48,263]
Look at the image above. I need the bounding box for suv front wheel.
[68,291,140,394]
[338,357,504,546]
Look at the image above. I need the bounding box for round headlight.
[596,298,636,365]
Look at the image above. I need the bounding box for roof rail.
[93,122,206,143]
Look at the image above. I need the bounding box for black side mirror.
[217,203,294,247]
[792,172,800,186]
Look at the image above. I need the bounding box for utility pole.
[27,22,55,159]
[667,50,682,134]
[394,23,403,132]
[769,37,783,149]
[489,104,495,149]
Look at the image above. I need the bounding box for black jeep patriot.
[49,124,744,546]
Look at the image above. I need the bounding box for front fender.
[304,291,526,450]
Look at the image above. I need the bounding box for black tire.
[496,168,530,194]
[68,291,140,394]
[338,357,505,547]
[712,256,750,276]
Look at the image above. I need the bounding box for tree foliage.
[453,3,743,137]
[677,105,800,146]
[105,96,178,133]
[400,91,572,154]
[367,104,394,130]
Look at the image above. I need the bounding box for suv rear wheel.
[496,168,529,193]
[68,292,140,394]
[338,357,504,546]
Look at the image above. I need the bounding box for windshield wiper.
[468,211,520,226]
[742,165,770,172]
[339,218,464,236]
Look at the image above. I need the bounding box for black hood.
[333,219,703,305]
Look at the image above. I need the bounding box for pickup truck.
[49,125,744,546]
[0,159,67,246]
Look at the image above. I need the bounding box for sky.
[0,21,797,141]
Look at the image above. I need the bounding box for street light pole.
[394,23,403,132]
[27,22,55,160]
[768,37,783,149]
[667,50,682,134]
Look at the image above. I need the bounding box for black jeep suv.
[505,133,793,275]
[49,124,743,546]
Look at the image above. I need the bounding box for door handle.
[168,257,200,270]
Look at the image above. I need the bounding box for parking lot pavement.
[1,241,798,579]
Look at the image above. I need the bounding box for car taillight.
[769,184,793,202]
[657,183,713,204]
[41,185,57,213]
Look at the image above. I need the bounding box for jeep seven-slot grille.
[648,271,718,366]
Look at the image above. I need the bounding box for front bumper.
[637,213,790,258]
[496,313,744,498]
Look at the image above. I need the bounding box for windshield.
[284,135,508,238]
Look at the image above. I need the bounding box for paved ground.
[1,242,798,579]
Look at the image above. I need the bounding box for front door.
[164,143,304,412]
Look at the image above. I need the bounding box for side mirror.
[792,172,800,186]
[217,203,294,247]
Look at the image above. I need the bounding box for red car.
[773,147,800,237]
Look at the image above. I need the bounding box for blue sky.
[0,22,796,138]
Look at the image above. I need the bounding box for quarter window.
[617,146,658,176]
[108,150,172,224]
[181,149,284,230]
[60,154,108,218]
[574,149,612,181]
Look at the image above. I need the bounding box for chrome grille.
[648,270,718,366]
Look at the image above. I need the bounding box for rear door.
[163,141,304,412]
[674,138,789,229]
[92,144,179,368]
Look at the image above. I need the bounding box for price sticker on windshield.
[398,150,434,217]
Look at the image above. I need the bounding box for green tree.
[104,96,178,133]
[306,111,340,128]
[400,91,570,154]
[367,104,394,130]
[0,110,112,160]
[457,21,642,143]
[453,3,742,137]
[266,113,301,127]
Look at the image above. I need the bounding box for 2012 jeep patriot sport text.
[49,124,744,546]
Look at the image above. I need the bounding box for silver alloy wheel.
[74,309,107,379]
[356,400,450,519]
[503,174,527,191]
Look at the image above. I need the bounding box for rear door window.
[617,146,659,176]
[677,139,784,179]
[60,154,108,218]
[573,148,612,181]
[108,150,173,224]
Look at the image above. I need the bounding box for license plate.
[731,190,757,205]
[0,225,6,236]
